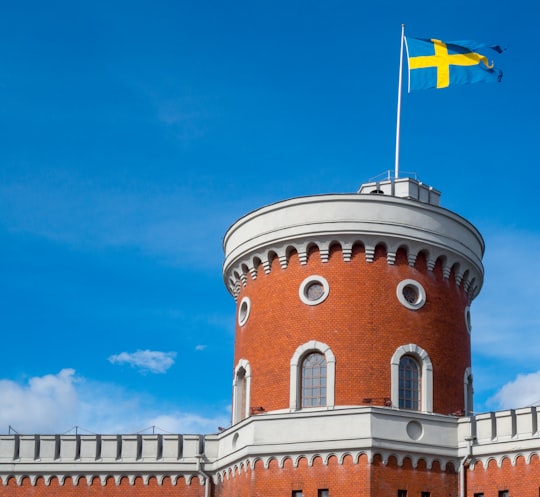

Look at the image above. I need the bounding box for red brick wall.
[234,245,470,416]
[371,455,458,496]
[216,453,462,497]
[0,475,205,497]
[216,454,371,497]
[467,454,540,496]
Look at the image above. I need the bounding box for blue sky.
[0,0,538,434]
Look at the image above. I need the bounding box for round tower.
[223,177,484,423]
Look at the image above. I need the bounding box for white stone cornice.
[223,194,484,300]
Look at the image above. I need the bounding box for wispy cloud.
[108,350,176,374]
[0,171,233,267]
[195,345,207,351]
[155,96,210,142]
[0,370,229,434]
[487,371,540,410]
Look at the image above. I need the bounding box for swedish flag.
[406,38,504,90]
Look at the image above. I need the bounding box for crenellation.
[80,435,98,461]
[19,435,38,461]
[38,435,58,461]
[59,435,79,460]
[120,434,140,460]
[0,437,16,461]
[100,435,120,461]
[495,409,518,439]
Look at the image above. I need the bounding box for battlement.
[0,433,209,463]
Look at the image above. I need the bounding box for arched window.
[399,355,420,410]
[290,341,335,410]
[232,359,251,424]
[464,368,474,416]
[301,352,327,407]
[391,344,433,413]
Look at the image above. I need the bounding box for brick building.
[0,177,538,496]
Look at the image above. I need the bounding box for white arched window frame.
[232,359,251,424]
[290,341,335,410]
[391,344,433,413]
[464,367,473,416]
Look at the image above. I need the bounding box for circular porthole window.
[465,306,472,334]
[238,297,251,326]
[396,279,426,310]
[299,275,330,306]
[406,420,424,441]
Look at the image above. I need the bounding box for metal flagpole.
[394,24,405,180]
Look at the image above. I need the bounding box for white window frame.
[391,344,433,413]
[290,341,335,410]
[298,275,330,306]
[464,367,473,416]
[232,359,251,424]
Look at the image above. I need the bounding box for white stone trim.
[396,279,426,310]
[464,367,473,416]
[298,275,329,306]
[232,359,251,424]
[464,306,472,334]
[390,344,433,413]
[223,193,484,299]
[289,341,335,410]
[237,297,251,327]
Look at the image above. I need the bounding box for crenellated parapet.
[223,181,484,300]
[0,433,215,487]
[458,406,540,469]
[1,407,539,488]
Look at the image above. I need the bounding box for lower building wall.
[371,455,458,497]
[0,476,206,497]
[215,454,371,497]
[215,454,461,497]
[467,454,540,497]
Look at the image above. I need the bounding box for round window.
[299,275,330,306]
[238,297,251,326]
[396,279,426,310]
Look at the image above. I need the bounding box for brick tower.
[2,176,540,497]
[223,177,484,423]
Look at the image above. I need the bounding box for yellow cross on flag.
[405,37,503,90]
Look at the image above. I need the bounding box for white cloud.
[469,228,540,412]
[108,350,176,374]
[473,229,540,362]
[488,371,540,410]
[145,413,228,435]
[0,369,78,433]
[0,370,229,434]
[195,345,207,351]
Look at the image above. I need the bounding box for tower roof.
[223,178,484,299]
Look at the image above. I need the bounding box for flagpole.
[394,24,405,180]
